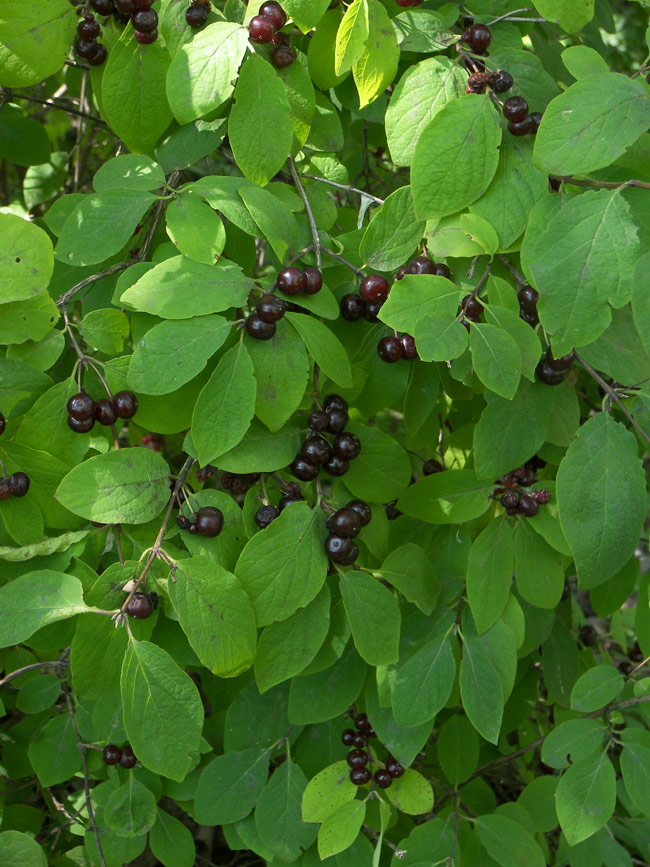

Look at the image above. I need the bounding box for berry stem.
[576,355,650,447]
[302,174,384,205]
[498,254,526,286]
[322,246,365,278]
[288,156,322,270]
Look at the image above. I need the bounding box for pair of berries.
[291,396,360,482]
[324,500,371,566]
[221,471,261,495]
[249,2,287,43]
[377,334,417,363]
[461,22,491,54]
[125,591,156,619]
[340,273,390,324]
[396,255,453,282]
[74,13,107,65]
[466,69,513,95]
[177,506,224,537]
[536,347,575,386]
[245,267,323,341]
[186,0,210,28]
[104,0,159,43]
[102,744,136,769]
[503,97,542,137]
[518,284,539,328]
[66,390,138,434]
[254,485,304,529]
[0,471,31,501]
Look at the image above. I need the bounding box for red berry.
[125,592,154,619]
[119,745,137,769]
[377,336,403,363]
[360,274,390,303]
[257,294,286,323]
[249,15,277,43]
[102,744,122,765]
[503,96,529,122]
[113,391,138,419]
[277,267,306,296]
[259,1,287,28]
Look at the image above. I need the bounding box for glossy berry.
[134,28,158,43]
[133,0,155,6]
[125,592,154,619]
[536,360,566,386]
[272,45,296,68]
[323,455,349,477]
[245,314,276,340]
[196,506,224,537]
[248,14,276,42]
[186,4,208,27]
[503,96,529,122]
[91,0,115,13]
[132,8,157,30]
[355,713,371,732]
[520,308,539,328]
[278,494,302,509]
[408,256,436,275]
[546,347,575,371]
[78,14,101,38]
[291,456,320,482]
[102,744,122,765]
[350,767,371,785]
[423,459,443,475]
[347,499,372,526]
[308,410,329,431]
[301,435,332,466]
[68,393,95,421]
[509,116,535,137]
[385,756,405,778]
[68,416,95,434]
[88,44,107,65]
[303,267,323,295]
[75,36,99,59]
[386,501,402,520]
[363,301,383,322]
[374,769,392,788]
[323,395,348,412]
[518,495,539,517]
[461,295,484,321]
[435,263,452,279]
[277,267,306,296]
[399,334,417,360]
[334,433,361,461]
[187,522,199,534]
[113,391,138,419]
[0,413,4,434]
[257,294,286,323]
[255,505,280,529]
[0,479,11,501]
[9,472,30,498]
[518,285,539,313]
[360,274,390,303]
[530,111,543,130]
[340,293,366,321]
[327,507,361,538]
[93,398,117,427]
[467,23,491,51]
[325,534,357,564]
[341,728,356,746]
[119,745,136,769]
[395,265,408,281]
[115,0,134,10]
[378,336,403,363]
[259,1,287,28]
[493,71,514,93]
[396,0,423,6]
[326,408,348,434]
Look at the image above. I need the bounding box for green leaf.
[378,543,439,615]
[0,294,59,346]
[476,814,546,867]
[28,713,81,786]
[0,831,47,867]
[570,666,624,712]
[121,639,203,781]
[633,252,650,356]
[78,308,129,355]
[281,0,330,31]
[460,635,504,744]
[127,315,230,395]
[470,324,521,400]
[561,45,610,78]
[514,520,565,609]
[414,315,468,362]
[229,54,293,186]
[534,74,650,174]
[0,214,54,304]
[104,777,157,838]
[156,119,226,175]
[385,769,434,815]
[93,154,165,193]
[16,675,61,713]
[484,305,542,383]
[542,618,580,706]
[343,422,411,504]
[360,186,425,271]
[334,0,369,76]
[412,96,502,219]
[166,21,248,124]
[55,449,170,524]
[195,748,270,825]
[149,809,196,867]
[286,312,352,388]
[535,0,594,32]
[192,342,256,467]
[254,584,331,693]
[340,571,400,665]
[378,274,458,333]
[0,110,50,167]
[170,558,257,678]
[555,752,616,845]
[0,571,88,648]
[255,761,316,862]
[318,800,366,859]
[398,469,492,524]
[541,719,605,770]
[620,739,650,818]
[467,517,514,635]
[288,644,366,724]
[120,256,253,318]
[392,632,455,727]
[385,57,466,167]
[352,0,399,108]
[240,184,301,260]
[557,413,646,588]
[216,420,301,473]
[101,29,172,154]
[236,502,328,626]
[165,193,226,265]
[302,761,357,823]
[0,0,76,87]
[436,715,479,784]
[70,613,127,700]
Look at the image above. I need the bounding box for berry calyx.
[248,14,276,43]
[186,3,208,27]
[325,534,358,564]
[8,472,30,498]
[407,256,436,275]
[125,592,154,619]
[255,505,280,529]
[68,416,95,434]
[503,96,529,122]
[67,392,95,421]
[385,756,404,778]
[340,294,366,321]
[245,314,276,340]
[290,456,320,482]
[374,769,393,788]
[303,267,323,295]
[377,336,403,363]
[259,1,287,29]
[360,274,390,303]
[350,767,371,785]
[327,508,361,538]
[346,749,368,769]
[301,435,332,466]
[257,294,286,323]
[272,45,296,68]
[347,500,372,526]
[113,391,138,419]
[196,506,224,537]
[102,744,122,765]
[342,728,356,746]
[119,745,137,769]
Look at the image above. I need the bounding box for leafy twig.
[288,156,322,269]
[0,657,68,689]
[302,174,385,204]
[576,355,650,448]
[322,246,365,278]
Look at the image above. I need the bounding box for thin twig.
[577,355,650,448]
[470,262,491,300]
[13,93,108,126]
[288,156,322,269]
[362,824,407,858]
[0,658,68,689]
[302,174,385,204]
[498,254,526,285]
[550,175,650,191]
[322,246,365,278]
[488,6,531,22]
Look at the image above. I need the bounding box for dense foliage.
[1,0,650,864]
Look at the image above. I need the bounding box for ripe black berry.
[186,3,208,27]
[277,267,306,296]
[119,745,137,769]
[355,713,371,731]
[341,729,356,746]
[530,111,543,130]
[327,508,361,538]
[94,399,117,426]
[467,23,491,51]
[536,360,566,386]
[517,285,538,314]
[133,0,154,7]
[245,314,276,340]
[249,14,276,42]
[303,268,323,295]
[196,506,224,537]
[67,392,95,422]
[323,455,349,477]
[290,456,320,482]
[503,96,529,122]
[259,0,287,28]
[68,416,95,434]
[501,490,519,510]
[125,592,154,619]
[579,625,598,647]
[520,309,539,328]
[325,534,358,564]
[363,301,383,322]
[518,495,539,517]
[326,409,348,434]
[374,769,392,788]
[346,749,368,769]
[88,44,107,65]
[395,265,408,281]
[360,274,390,303]
[0,479,11,500]
[91,0,115,13]
[434,263,452,279]
[257,294,285,323]
[340,294,366,321]
[347,500,371,526]
[113,391,138,419]
[301,435,332,466]
[132,8,157,31]
[0,413,5,434]
[115,0,134,11]
[352,731,368,748]
[308,410,329,431]
[102,744,122,765]
[546,347,575,371]
[78,14,101,38]
[333,433,361,461]
[255,505,280,529]
[508,116,535,137]
[272,45,296,68]
[323,395,348,412]
[75,36,99,59]
[8,472,30,498]
[134,28,158,43]
[461,295,483,321]
[350,767,371,785]
[386,501,401,520]
[399,334,417,360]
[408,256,436,275]
[377,336,403,363]
[385,756,404,778]
[493,71,514,93]
[278,494,302,509]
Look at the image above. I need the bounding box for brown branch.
[498,254,526,285]
[322,246,365,278]
[302,174,384,204]
[576,355,650,448]
[288,156,322,270]
[550,175,650,191]
[0,658,68,689]
[13,93,108,127]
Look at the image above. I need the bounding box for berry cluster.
[460,23,491,55]
[91,0,159,44]
[102,743,137,769]
[494,460,550,518]
[254,483,303,529]
[466,69,513,95]
[518,284,539,328]
[66,390,138,434]
[396,0,423,7]
[185,0,210,28]
[536,347,575,386]
[221,471,261,496]
[125,591,156,619]
[74,12,107,65]
[291,395,360,482]
[377,334,417,364]
[325,499,371,566]
[341,713,405,788]
[460,294,483,329]
[176,506,224,537]
[502,97,542,137]
[248,2,296,67]
[246,267,322,341]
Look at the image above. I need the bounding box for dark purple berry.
[508,116,535,137]
[308,410,329,431]
[385,757,404,778]
[67,392,95,421]
[102,744,122,765]
[536,360,566,386]
[88,43,107,65]
[113,391,138,419]
[518,495,539,517]
[333,433,361,460]
[461,295,483,321]
[407,256,436,275]
[341,729,356,746]
[399,334,417,360]
[501,490,519,510]
[355,713,371,732]
[248,14,276,43]
[195,506,224,537]
[301,436,332,466]
[8,472,30,498]
[259,1,287,28]
[75,36,99,59]
[303,268,323,295]
[68,416,95,434]
[378,336,403,363]
[323,394,348,412]
[468,23,491,51]
[245,314,276,340]
[326,409,348,434]
[352,731,368,748]
[119,745,137,769]
[94,399,117,426]
[277,267,306,296]
[363,301,383,322]
[78,14,101,38]
[323,455,349,477]
[186,3,208,27]
[125,592,154,619]
[91,0,115,13]
[374,769,392,788]
[0,413,5,435]
[255,505,280,529]
[257,295,285,323]
[134,29,158,44]
[327,508,361,538]
[503,96,529,122]
[350,767,371,785]
[546,347,575,371]
[132,8,156,30]
[434,263,452,279]
[290,456,320,482]
[325,534,357,564]
[518,285,538,313]
[340,294,366,321]
[493,71,514,93]
[360,274,390,303]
